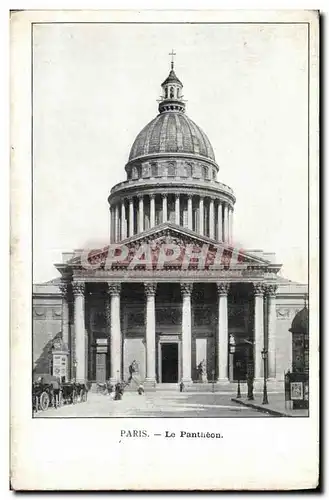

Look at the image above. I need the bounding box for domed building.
[33,58,307,390]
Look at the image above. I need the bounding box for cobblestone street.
[35,391,272,418]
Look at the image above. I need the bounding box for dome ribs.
[181,113,200,155]
[143,116,160,156]
[174,113,184,152]
[190,119,208,157]
[198,123,215,159]
[178,114,193,154]
[158,113,170,153]
[166,113,179,152]
[129,120,153,161]
[148,115,165,155]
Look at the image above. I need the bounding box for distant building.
[33,59,307,387]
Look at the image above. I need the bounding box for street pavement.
[35,390,271,418]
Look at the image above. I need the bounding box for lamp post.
[211,369,215,393]
[261,348,269,405]
[229,334,236,382]
[236,360,242,399]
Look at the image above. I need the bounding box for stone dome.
[128,112,215,162]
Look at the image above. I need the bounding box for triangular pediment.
[63,223,280,271]
[120,223,274,266]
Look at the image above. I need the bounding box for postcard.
[10,9,319,490]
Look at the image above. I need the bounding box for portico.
[61,246,279,387]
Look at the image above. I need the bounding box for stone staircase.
[90,379,284,394]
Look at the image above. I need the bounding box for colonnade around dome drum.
[109,192,234,243]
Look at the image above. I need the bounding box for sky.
[33,22,308,284]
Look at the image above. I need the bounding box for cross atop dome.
[169,48,176,70]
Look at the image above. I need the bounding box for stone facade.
[32,60,307,386]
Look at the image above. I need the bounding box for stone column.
[108,283,122,384]
[266,284,278,379]
[209,198,215,239]
[181,283,193,384]
[150,194,155,228]
[229,207,234,244]
[120,200,126,240]
[199,197,204,235]
[129,197,134,237]
[72,282,86,382]
[138,195,144,233]
[59,282,70,380]
[114,204,119,242]
[223,203,228,243]
[108,206,112,243]
[162,193,168,222]
[217,202,223,241]
[175,193,180,225]
[254,283,265,380]
[59,282,70,348]
[187,195,193,230]
[111,206,114,242]
[144,283,157,387]
[217,283,230,382]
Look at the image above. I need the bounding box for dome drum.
[125,157,219,182]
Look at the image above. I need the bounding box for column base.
[216,378,230,384]
[109,377,121,386]
[76,379,86,384]
[181,378,193,387]
[144,378,157,390]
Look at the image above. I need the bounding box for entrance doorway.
[161,343,179,383]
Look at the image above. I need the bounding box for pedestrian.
[114,381,124,400]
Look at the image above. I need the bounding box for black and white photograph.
[10,9,319,490]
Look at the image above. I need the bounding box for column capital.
[264,284,278,297]
[144,282,157,297]
[59,281,70,297]
[162,193,168,199]
[181,283,193,297]
[217,282,230,296]
[137,193,144,200]
[107,282,121,297]
[72,282,85,296]
[187,193,193,200]
[253,282,265,296]
[149,193,155,200]
[175,192,180,199]
[128,195,134,202]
